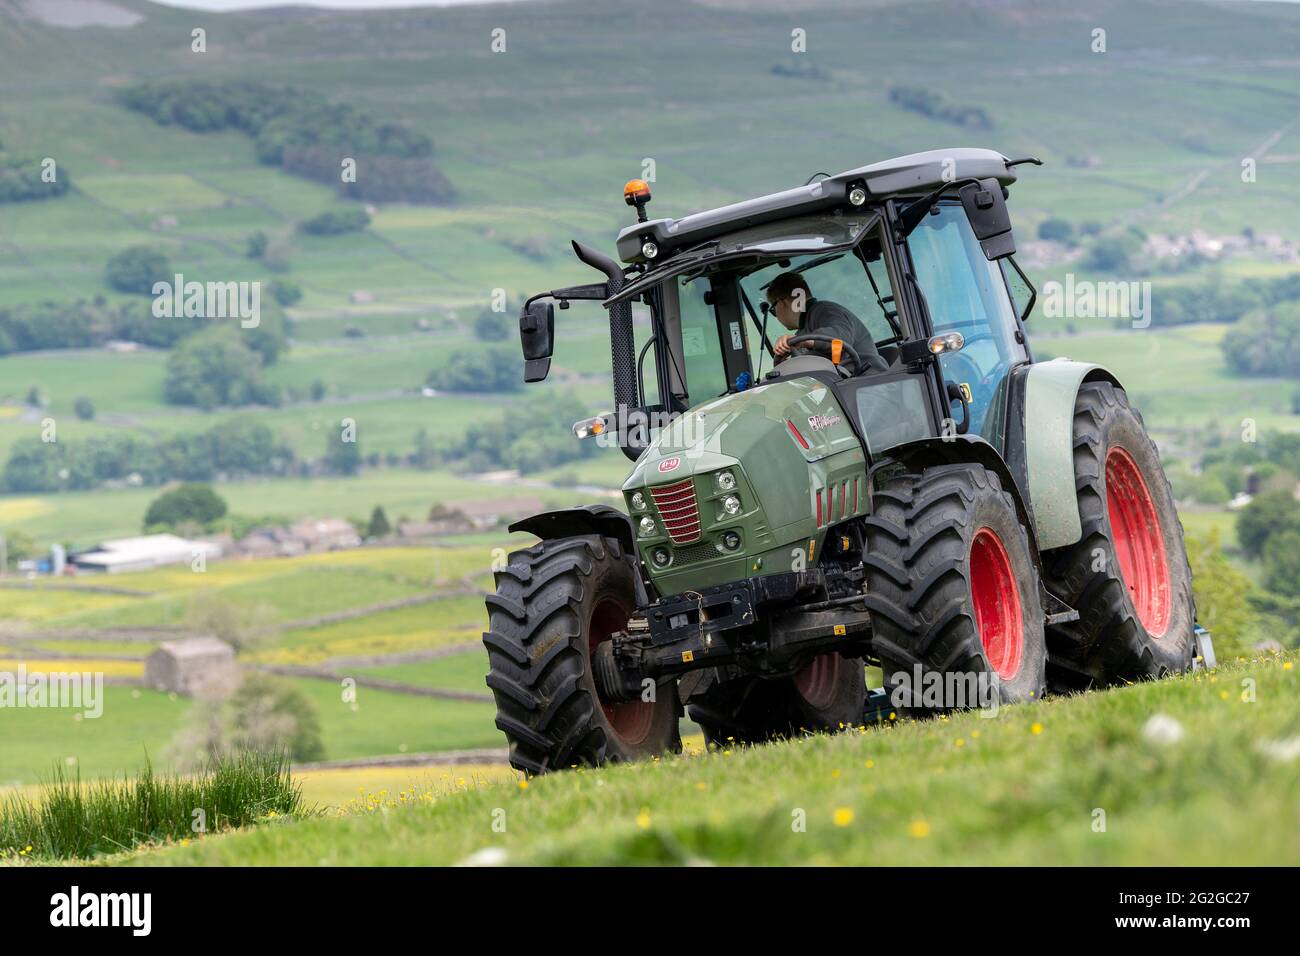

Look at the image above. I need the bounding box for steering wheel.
[780,333,862,377]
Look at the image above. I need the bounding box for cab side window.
[907,204,1026,440]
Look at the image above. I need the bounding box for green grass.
[0,686,192,788]
[1036,323,1300,434]
[113,657,1297,866]
[356,649,488,695]
[1,751,302,861]
[293,677,502,760]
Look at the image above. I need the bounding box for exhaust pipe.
[572,240,640,460]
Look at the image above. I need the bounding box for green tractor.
[483,148,1212,774]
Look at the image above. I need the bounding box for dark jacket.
[800,298,885,374]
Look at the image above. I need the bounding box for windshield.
[671,221,901,407]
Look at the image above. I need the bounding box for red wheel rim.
[793,653,840,710]
[1105,446,1171,637]
[588,598,656,745]
[969,527,1024,680]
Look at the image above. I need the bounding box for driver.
[767,272,884,374]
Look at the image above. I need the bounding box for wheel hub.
[969,526,1024,680]
[1105,446,1171,637]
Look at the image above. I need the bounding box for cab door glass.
[678,275,728,406]
[907,204,1027,440]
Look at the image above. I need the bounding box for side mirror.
[959,177,1015,260]
[519,300,555,383]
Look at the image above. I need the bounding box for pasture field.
[116,656,1298,866]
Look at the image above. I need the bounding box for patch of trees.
[888,86,991,130]
[0,299,208,355]
[144,482,229,530]
[284,146,455,204]
[449,394,594,474]
[474,309,512,342]
[427,347,522,394]
[2,418,294,493]
[1237,490,1300,598]
[298,207,371,236]
[770,62,830,82]
[167,673,323,770]
[0,153,69,204]
[163,326,282,410]
[118,80,454,204]
[106,246,172,294]
[1221,302,1300,378]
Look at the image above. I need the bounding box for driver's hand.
[774,334,793,357]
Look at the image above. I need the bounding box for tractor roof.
[615,147,1017,265]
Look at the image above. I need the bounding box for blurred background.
[2,0,1299,800]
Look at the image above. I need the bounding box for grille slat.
[651,478,702,544]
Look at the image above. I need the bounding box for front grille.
[672,540,722,565]
[650,478,702,544]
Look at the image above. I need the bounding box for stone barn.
[144,637,240,700]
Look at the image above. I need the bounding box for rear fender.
[1011,360,1123,550]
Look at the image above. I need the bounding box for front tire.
[687,653,866,747]
[1041,381,1195,689]
[483,535,680,774]
[863,463,1047,712]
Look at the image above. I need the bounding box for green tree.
[105,246,172,295]
[73,396,95,421]
[246,231,268,259]
[1186,533,1256,660]
[1236,489,1300,558]
[324,430,361,475]
[297,206,370,236]
[1263,529,1300,598]
[474,309,511,342]
[144,483,228,529]
[1222,302,1300,379]
[367,505,392,538]
[266,278,303,307]
[1037,218,1073,243]
[163,327,279,409]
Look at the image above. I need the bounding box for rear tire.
[687,653,866,747]
[1041,381,1195,690]
[863,463,1046,712]
[483,535,681,774]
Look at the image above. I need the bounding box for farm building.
[144,637,240,700]
[456,496,545,529]
[73,533,223,574]
[289,517,362,552]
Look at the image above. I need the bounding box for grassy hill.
[1,0,1299,552]
[107,656,1297,866]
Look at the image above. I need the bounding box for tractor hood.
[624,377,860,488]
[622,377,867,594]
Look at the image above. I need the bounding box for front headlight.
[630,491,646,511]
[722,494,742,516]
[716,470,737,491]
[638,516,657,538]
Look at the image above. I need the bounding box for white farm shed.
[74,534,223,574]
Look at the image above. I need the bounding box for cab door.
[905,202,1029,450]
